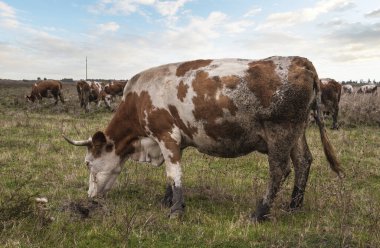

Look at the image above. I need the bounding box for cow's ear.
[92,131,107,148]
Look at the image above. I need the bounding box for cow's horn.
[62,134,91,146]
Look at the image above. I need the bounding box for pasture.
[0,81,379,247]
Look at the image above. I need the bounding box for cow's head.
[63,132,164,198]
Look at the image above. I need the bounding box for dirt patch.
[60,199,108,219]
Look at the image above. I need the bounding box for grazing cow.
[26,80,64,104]
[64,56,343,222]
[76,80,112,112]
[320,78,342,130]
[104,80,127,101]
[342,84,353,94]
[357,84,378,94]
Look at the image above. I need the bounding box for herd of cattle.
[25,76,378,119]
[25,79,127,112]
[24,56,378,222]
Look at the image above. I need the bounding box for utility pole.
[86,56,88,80]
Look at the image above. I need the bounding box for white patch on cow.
[268,56,292,84]
[166,161,182,187]
[96,81,103,90]
[320,78,332,85]
[205,59,250,78]
[169,126,182,145]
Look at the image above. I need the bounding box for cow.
[26,80,64,104]
[64,56,343,222]
[319,78,342,130]
[357,84,378,94]
[342,84,353,94]
[76,80,112,112]
[104,80,127,102]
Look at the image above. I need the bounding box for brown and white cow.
[357,84,378,94]
[320,78,342,130]
[104,80,127,101]
[76,80,112,112]
[342,84,353,94]
[26,80,64,104]
[64,56,343,222]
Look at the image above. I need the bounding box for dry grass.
[339,93,380,127]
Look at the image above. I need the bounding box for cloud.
[162,11,226,52]
[0,1,19,28]
[89,0,190,17]
[365,9,380,18]
[317,21,380,64]
[97,21,120,33]
[225,19,255,34]
[244,7,262,18]
[258,0,355,30]
[155,0,190,16]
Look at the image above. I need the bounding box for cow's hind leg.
[162,183,173,207]
[331,103,339,130]
[157,131,185,218]
[290,131,313,210]
[252,124,296,222]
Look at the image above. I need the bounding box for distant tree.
[37,77,41,80]
[44,77,47,80]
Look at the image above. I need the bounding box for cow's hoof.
[161,197,172,208]
[250,212,270,223]
[168,209,184,220]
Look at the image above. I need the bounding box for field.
[0,82,379,247]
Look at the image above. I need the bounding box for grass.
[0,82,379,247]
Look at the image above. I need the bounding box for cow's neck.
[105,99,145,160]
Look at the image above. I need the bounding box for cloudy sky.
[1,0,379,81]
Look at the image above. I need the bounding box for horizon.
[1,0,379,82]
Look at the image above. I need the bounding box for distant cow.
[104,80,127,100]
[357,84,378,94]
[64,56,343,222]
[342,84,353,94]
[320,78,342,130]
[76,80,111,112]
[26,80,64,104]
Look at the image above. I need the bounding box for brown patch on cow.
[176,59,212,77]
[105,91,191,164]
[192,71,240,140]
[177,81,188,102]
[104,81,125,96]
[105,92,148,157]
[168,105,197,139]
[90,131,107,158]
[245,60,282,108]
[221,75,240,89]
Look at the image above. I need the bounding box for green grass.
[0,83,379,247]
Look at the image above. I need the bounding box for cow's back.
[120,57,318,156]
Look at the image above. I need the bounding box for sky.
[0,0,379,81]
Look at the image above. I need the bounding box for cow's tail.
[312,75,344,178]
